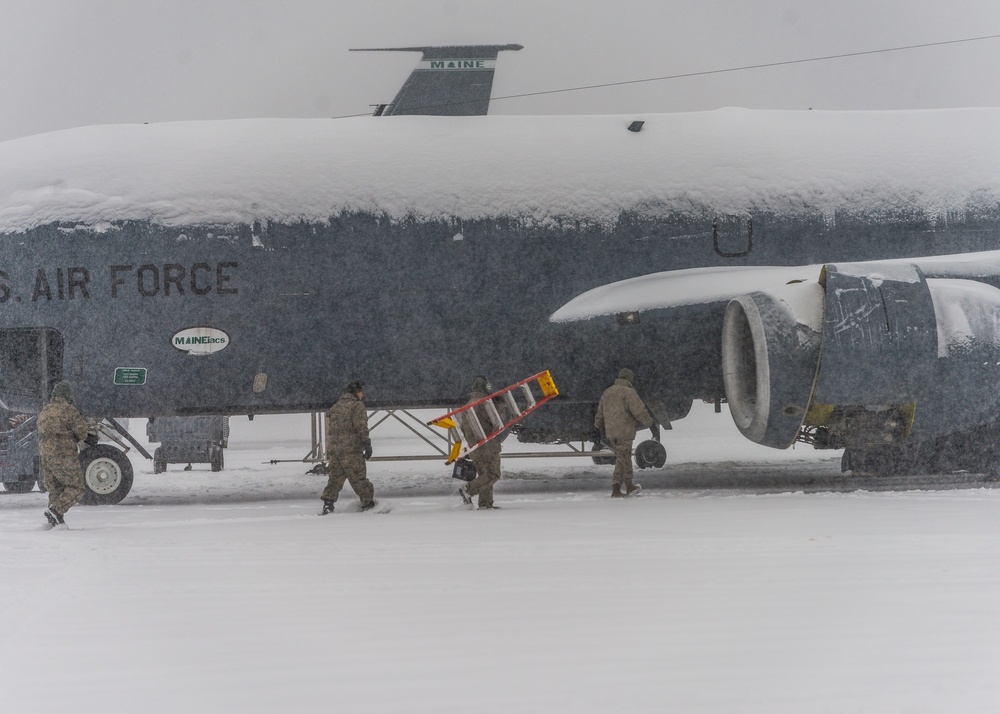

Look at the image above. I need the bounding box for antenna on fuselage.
[350,44,523,116]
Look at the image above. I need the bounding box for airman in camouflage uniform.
[595,368,653,498]
[457,376,503,510]
[38,381,90,527]
[320,380,375,514]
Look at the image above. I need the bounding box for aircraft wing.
[549,250,1000,323]
[549,250,1000,459]
[549,264,824,322]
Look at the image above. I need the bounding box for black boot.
[320,499,335,516]
[43,508,60,529]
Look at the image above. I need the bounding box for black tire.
[210,447,223,472]
[634,439,667,469]
[80,444,134,505]
[35,456,46,493]
[1,478,35,493]
[152,447,166,474]
[843,445,920,477]
[590,442,615,466]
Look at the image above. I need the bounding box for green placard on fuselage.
[114,367,147,385]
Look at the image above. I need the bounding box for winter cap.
[472,375,491,393]
[51,381,73,401]
[618,368,635,383]
[346,380,365,395]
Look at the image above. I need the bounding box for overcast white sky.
[2,0,999,142]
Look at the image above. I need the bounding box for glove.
[84,433,99,447]
[362,439,372,460]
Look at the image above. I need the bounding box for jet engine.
[721,262,1000,450]
[721,281,823,449]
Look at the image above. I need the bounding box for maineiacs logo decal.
[172,327,229,356]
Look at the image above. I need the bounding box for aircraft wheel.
[35,456,46,492]
[843,445,917,477]
[1,478,35,493]
[80,445,134,505]
[210,448,224,472]
[841,446,903,477]
[590,442,615,466]
[634,439,667,469]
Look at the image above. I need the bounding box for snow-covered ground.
[2,402,1000,713]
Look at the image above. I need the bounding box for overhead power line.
[334,32,1000,118]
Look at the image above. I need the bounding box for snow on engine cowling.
[721,262,1000,452]
[721,281,823,449]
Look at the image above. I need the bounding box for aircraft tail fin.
[350,44,523,116]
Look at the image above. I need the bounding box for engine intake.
[722,262,1000,450]
[721,284,823,448]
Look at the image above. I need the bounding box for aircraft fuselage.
[1,110,1000,441]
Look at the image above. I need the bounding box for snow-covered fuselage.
[2,108,1000,456]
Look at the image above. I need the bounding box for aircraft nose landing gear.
[634,439,666,469]
[80,444,134,505]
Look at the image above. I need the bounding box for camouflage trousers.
[42,457,86,516]
[322,450,375,505]
[467,449,501,508]
[610,437,634,486]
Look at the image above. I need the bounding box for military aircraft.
[2,44,1000,503]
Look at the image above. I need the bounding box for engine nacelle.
[721,283,823,448]
[722,262,1000,449]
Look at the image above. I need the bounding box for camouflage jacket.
[37,397,89,461]
[326,392,369,454]
[462,388,502,457]
[595,378,653,442]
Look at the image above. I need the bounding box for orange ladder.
[429,370,559,464]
